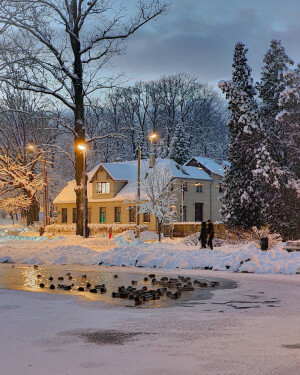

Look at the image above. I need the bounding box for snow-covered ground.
[0,270,299,375]
[1,225,300,374]
[0,226,299,275]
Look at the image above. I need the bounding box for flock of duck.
[33,265,220,306]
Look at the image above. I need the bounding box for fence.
[164,222,227,238]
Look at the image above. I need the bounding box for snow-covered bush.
[45,223,149,236]
[251,226,282,248]
[180,226,282,248]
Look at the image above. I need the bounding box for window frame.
[143,212,150,223]
[196,184,203,193]
[129,206,136,223]
[72,208,77,224]
[99,207,106,223]
[96,182,110,194]
[115,207,121,223]
[61,208,68,223]
[182,181,188,192]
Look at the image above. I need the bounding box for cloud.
[109,0,300,88]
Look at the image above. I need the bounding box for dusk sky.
[112,0,300,88]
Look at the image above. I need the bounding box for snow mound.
[0,233,299,274]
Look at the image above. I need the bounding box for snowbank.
[0,231,299,274]
[98,241,300,275]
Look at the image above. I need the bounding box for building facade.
[54,158,225,230]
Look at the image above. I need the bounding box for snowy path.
[1,270,299,375]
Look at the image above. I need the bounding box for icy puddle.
[0,264,236,308]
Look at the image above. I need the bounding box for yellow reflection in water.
[22,268,40,289]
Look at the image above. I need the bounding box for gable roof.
[53,158,213,204]
[185,157,225,177]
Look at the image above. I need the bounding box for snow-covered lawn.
[0,270,299,375]
[0,226,299,275]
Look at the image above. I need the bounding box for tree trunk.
[71,5,86,237]
[158,221,162,242]
[26,196,39,226]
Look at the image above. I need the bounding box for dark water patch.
[0,304,20,310]
[228,304,261,309]
[61,329,148,346]
[282,344,300,350]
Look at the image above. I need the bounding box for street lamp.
[136,132,159,238]
[148,131,158,143]
[28,144,49,228]
[148,131,158,168]
[77,142,88,238]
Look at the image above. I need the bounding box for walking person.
[207,220,215,250]
[108,227,112,240]
[199,221,207,249]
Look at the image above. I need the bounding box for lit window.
[97,182,110,194]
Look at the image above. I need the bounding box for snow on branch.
[139,165,178,227]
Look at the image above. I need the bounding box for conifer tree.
[270,68,300,239]
[256,41,299,238]
[218,42,263,229]
[256,40,293,163]
[169,122,190,164]
[277,68,300,179]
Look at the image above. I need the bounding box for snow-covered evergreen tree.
[255,41,299,238]
[269,68,300,239]
[256,39,294,163]
[169,121,190,164]
[218,42,264,229]
[277,68,300,179]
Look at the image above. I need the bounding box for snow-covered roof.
[54,158,212,204]
[185,157,225,177]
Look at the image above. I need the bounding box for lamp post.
[28,144,49,228]
[136,144,142,239]
[78,143,87,238]
[148,131,158,168]
[136,132,159,238]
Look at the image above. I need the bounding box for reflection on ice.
[0,264,235,308]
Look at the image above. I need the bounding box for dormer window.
[97,182,110,194]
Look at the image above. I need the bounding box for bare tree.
[139,165,177,241]
[0,85,61,224]
[0,0,168,235]
[0,145,43,225]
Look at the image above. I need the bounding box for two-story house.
[184,157,226,220]
[53,158,224,230]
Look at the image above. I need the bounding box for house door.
[195,203,203,222]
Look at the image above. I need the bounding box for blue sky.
[111,0,300,88]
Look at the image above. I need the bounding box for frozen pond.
[0,264,237,308]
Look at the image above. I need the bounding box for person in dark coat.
[199,221,207,249]
[207,220,215,250]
